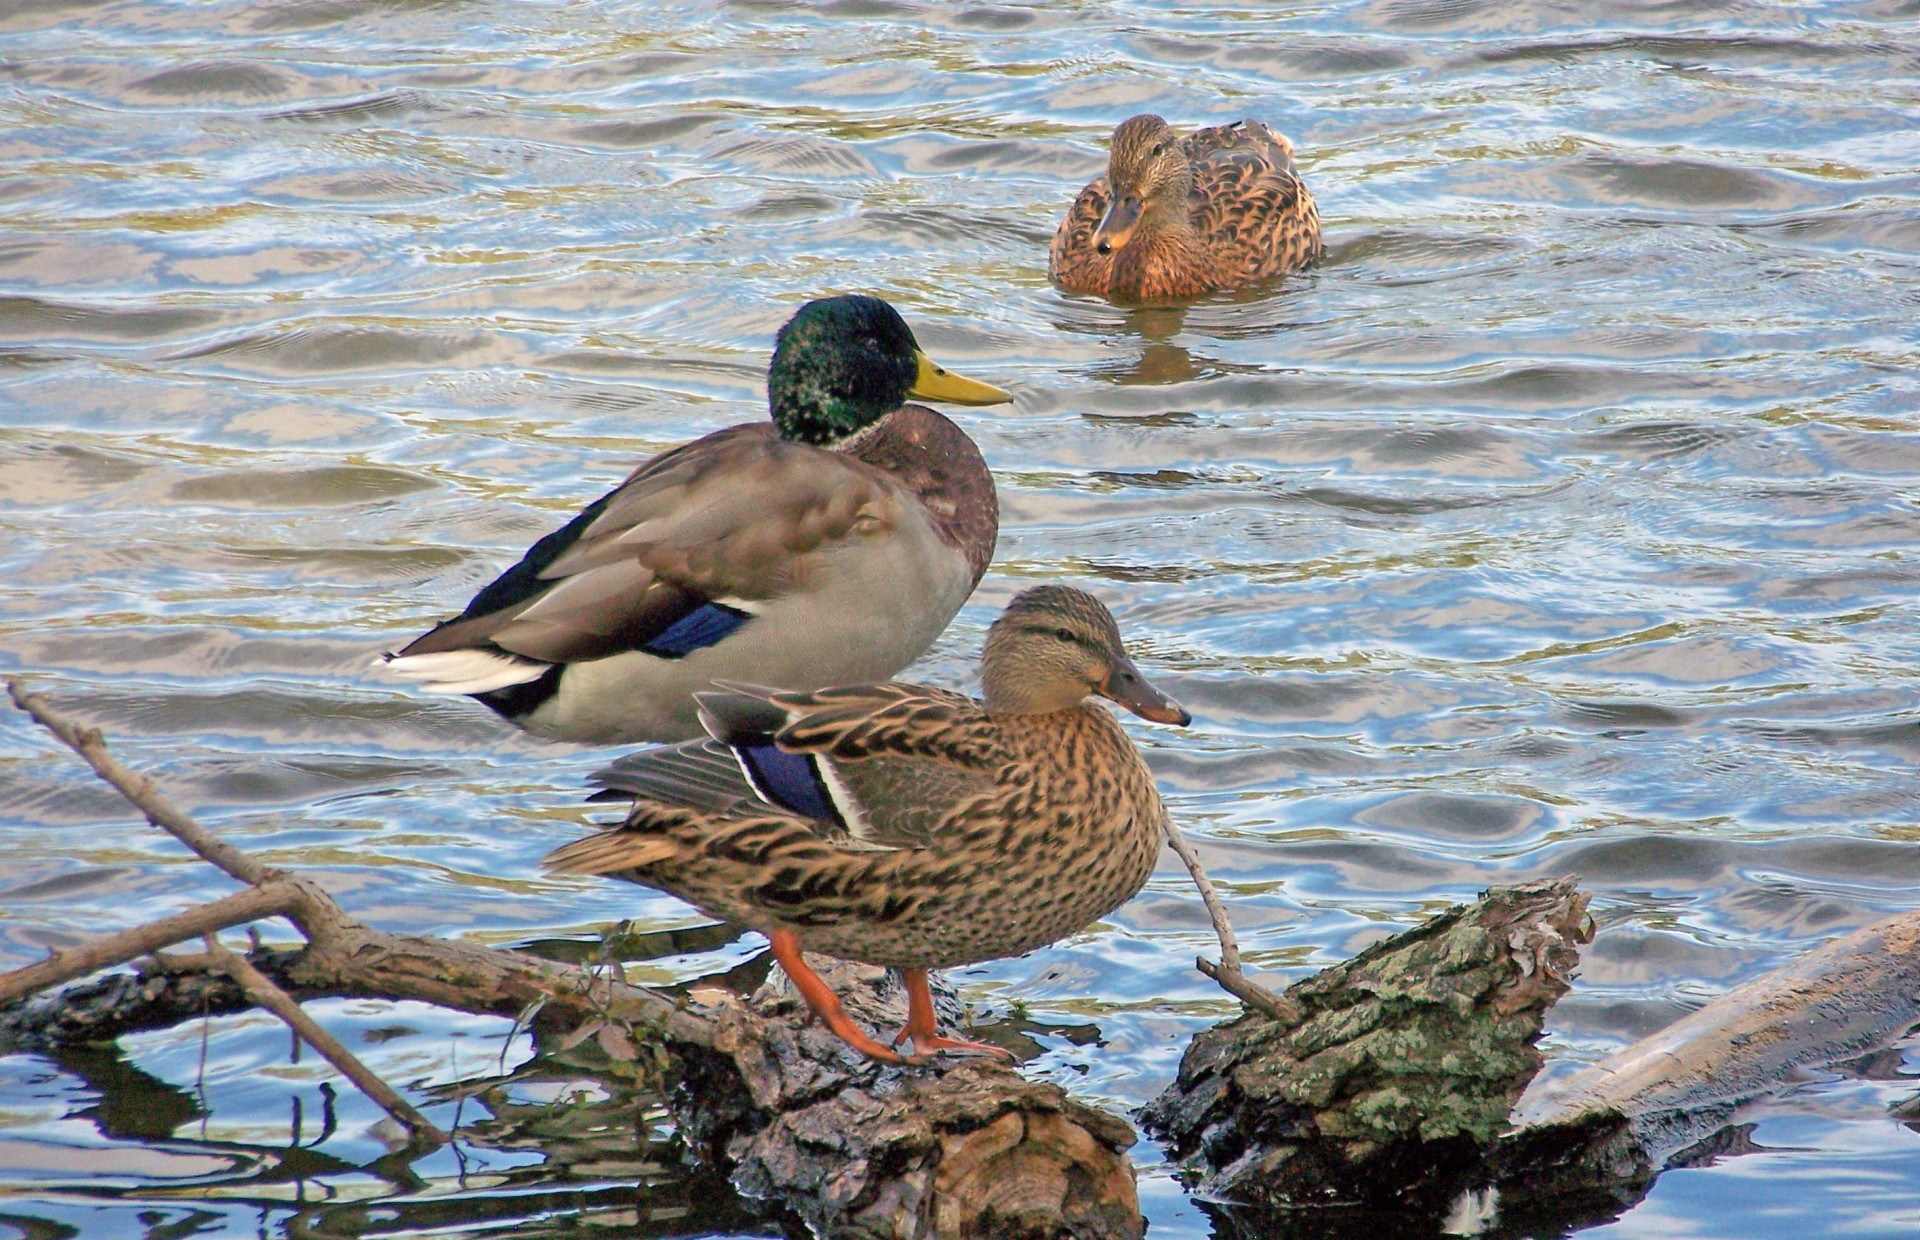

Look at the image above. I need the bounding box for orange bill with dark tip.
[1093,193,1143,253]
[1100,655,1191,726]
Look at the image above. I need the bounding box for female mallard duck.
[383,295,1010,744]
[545,585,1191,1062]
[1049,114,1322,303]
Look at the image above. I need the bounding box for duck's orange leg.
[892,968,1015,1061]
[767,930,903,1064]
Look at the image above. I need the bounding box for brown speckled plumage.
[1050,114,1322,303]
[547,586,1189,1027]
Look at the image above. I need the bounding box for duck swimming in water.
[1050,114,1322,303]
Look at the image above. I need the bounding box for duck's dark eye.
[1150,143,1165,156]
[1055,626,1075,643]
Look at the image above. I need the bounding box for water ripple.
[1,2,1917,1236]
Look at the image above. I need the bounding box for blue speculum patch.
[738,744,836,824]
[643,602,751,658]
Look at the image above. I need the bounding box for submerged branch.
[202,934,449,1145]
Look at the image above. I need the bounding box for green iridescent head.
[767,295,1010,445]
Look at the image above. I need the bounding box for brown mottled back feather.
[546,704,1167,968]
[544,586,1184,972]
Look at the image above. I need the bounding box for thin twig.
[1162,820,1302,1025]
[202,935,449,1146]
[8,680,273,886]
[2,682,714,1049]
[0,881,303,1005]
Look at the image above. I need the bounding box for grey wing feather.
[589,739,760,812]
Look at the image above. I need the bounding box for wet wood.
[1143,878,1593,1213]
[1514,906,1920,1160]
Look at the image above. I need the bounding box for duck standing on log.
[382,295,1010,744]
[546,585,1191,1063]
[1050,113,1322,303]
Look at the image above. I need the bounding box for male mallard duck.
[1049,114,1322,303]
[545,585,1191,1062]
[383,295,1010,744]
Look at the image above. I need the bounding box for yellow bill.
[910,351,1010,405]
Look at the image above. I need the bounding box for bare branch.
[8,680,272,886]
[0,881,303,1005]
[202,935,449,1146]
[1162,820,1301,1025]
[2,681,714,1048]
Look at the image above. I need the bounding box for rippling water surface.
[3,1,1919,1236]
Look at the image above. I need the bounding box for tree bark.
[1142,879,1593,1215]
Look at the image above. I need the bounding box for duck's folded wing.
[693,682,1001,849]
[390,425,899,670]
[543,802,928,930]
[1185,122,1309,248]
[707,681,1000,766]
[587,739,761,812]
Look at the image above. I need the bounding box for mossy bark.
[1143,879,1592,1214]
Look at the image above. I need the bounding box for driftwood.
[1143,879,1592,1221]
[1516,906,1920,1155]
[10,679,1920,1238]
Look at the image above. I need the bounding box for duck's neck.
[982,677,1090,718]
[1111,231,1209,302]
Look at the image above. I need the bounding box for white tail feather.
[379,649,548,695]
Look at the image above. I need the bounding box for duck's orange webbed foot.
[892,968,1016,1062]
[768,930,905,1064]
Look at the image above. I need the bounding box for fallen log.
[1514,906,1920,1156]
[1143,878,1593,1217]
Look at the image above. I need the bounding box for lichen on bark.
[1143,879,1591,1212]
